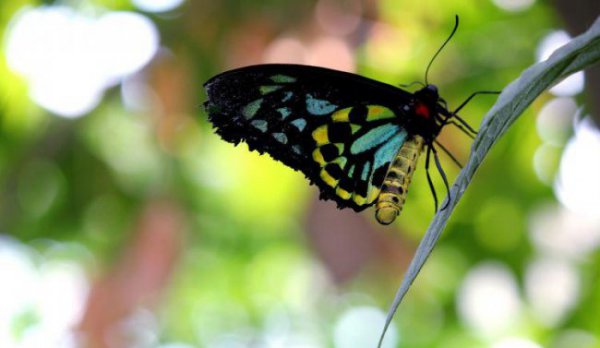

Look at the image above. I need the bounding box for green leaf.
[377,17,600,348]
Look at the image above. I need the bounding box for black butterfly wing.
[204,64,414,211]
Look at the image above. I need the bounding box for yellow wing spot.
[367,187,380,204]
[335,143,344,153]
[313,148,326,165]
[353,193,367,206]
[366,105,395,121]
[320,169,338,188]
[333,156,347,168]
[332,108,351,122]
[369,105,385,114]
[312,125,329,145]
[336,187,352,200]
[350,124,361,134]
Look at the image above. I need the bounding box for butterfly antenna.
[425,146,439,213]
[432,146,451,211]
[434,140,463,168]
[398,81,425,89]
[424,15,460,85]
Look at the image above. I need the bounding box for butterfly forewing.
[204,64,414,211]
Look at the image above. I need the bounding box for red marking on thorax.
[415,103,430,119]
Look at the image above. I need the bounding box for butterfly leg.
[425,146,439,213]
[432,145,451,211]
[434,140,463,168]
[448,120,476,139]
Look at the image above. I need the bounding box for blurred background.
[0,0,599,347]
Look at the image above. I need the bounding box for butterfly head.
[409,84,449,141]
[418,84,439,101]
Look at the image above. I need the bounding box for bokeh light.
[491,337,543,348]
[0,237,88,347]
[524,257,579,326]
[457,262,522,337]
[529,204,600,259]
[536,97,577,146]
[132,0,185,13]
[333,306,398,348]
[5,6,159,117]
[492,0,535,12]
[93,12,159,82]
[536,30,584,97]
[533,97,577,184]
[555,117,600,218]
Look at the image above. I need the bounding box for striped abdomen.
[375,135,425,225]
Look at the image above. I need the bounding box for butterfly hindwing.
[311,106,409,209]
[204,64,413,211]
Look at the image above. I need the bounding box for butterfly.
[203,16,496,225]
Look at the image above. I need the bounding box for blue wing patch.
[351,124,400,154]
[306,94,337,115]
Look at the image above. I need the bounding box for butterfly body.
[204,64,452,224]
[376,135,425,224]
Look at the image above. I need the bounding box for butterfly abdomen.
[375,135,425,225]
